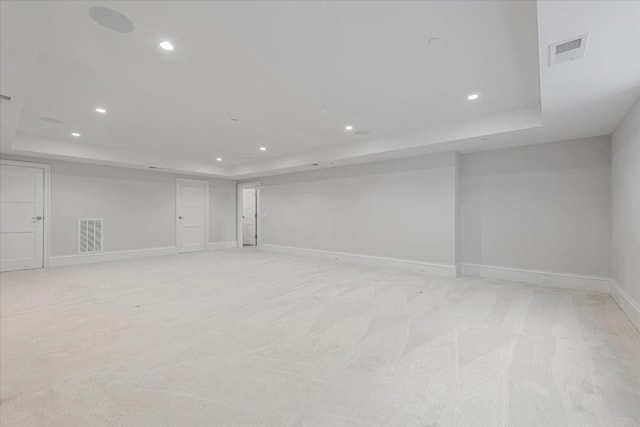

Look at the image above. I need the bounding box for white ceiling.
[1,0,638,179]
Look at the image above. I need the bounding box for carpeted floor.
[1,249,639,426]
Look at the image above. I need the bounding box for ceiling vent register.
[550,34,588,65]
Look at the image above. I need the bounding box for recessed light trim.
[259,147,267,151]
[467,94,479,100]
[95,107,107,113]
[71,132,81,137]
[344,125,353,131]
[160,41,174,51]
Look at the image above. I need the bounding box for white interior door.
[242,188,257,246]
[0,164,45,272]
[176,179,208,253]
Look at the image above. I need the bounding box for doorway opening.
[237,182,260,248]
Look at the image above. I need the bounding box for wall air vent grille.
[550,34,588,66]
[556,39,581,54]
[79,218,103,254]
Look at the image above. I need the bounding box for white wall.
[208,177,237,244]
[611,99,640,310]
[259,152,458,267]
[2,134,616,288]
[459,137,611,277]
[258,140,612,282]
[1,157,236,257]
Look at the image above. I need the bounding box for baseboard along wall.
[49,241,238,267]
[457,263,611,293]
[260,244,458,278]
[610,280,640,332]
[44,242,639,333]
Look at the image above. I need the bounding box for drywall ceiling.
[0,0,638,179]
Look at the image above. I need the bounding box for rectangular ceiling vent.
[79,218,103,254]
[549,34,588,66]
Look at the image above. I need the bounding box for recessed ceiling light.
[216,157,222,162]
[160,41,174,51]
[95,107,107,113]
[344,125,353,131]
[71,132,81,137]
[259,147,267,151]
[467,94,479,100]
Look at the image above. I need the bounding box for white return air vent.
[549,34,588,66]
[79,218,103,254]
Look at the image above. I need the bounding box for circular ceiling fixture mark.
[89,6,135,33]
[40,116,64,125]
[427,37,441,46]
[354,130,370,136]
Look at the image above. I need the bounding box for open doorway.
[237,182,260,248]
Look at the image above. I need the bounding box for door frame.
[0,159,51,268]
[175,178,209,253]
[237,181,261,248]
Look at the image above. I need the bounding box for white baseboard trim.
[458,263,610,293]
[207,241,238,250]
[261,244,457,278]
[49,246,177,267]
[610,280,640,332]
[49,242,238,268]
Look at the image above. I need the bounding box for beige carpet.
[1,249,639,426]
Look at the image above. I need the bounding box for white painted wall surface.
[459,137,611,277]
[208,178,237,244]
[0,157,236,256]
[259,152,457,266]
[611,100,640,306]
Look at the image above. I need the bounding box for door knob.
[32,216,43,221]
